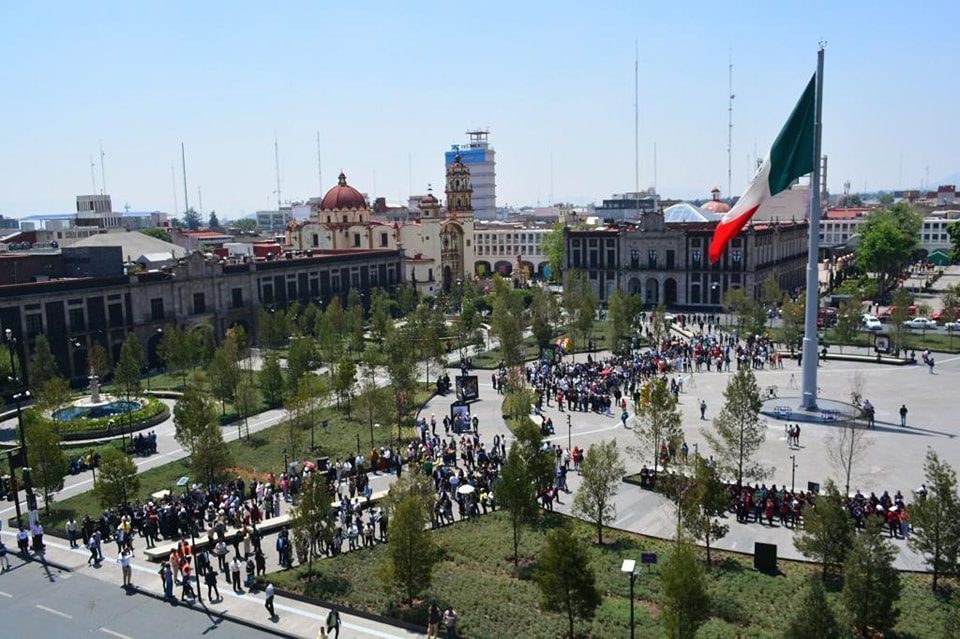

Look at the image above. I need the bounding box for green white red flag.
[709,74,817,263]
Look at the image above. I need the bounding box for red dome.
[702,199,731,213]
[320,173,367,211]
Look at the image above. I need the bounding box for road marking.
[100,627,134,639]
[36,604,72,619]
[0,590,12,598]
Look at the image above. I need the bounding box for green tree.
[606,289,629,353]
[567,270,597,356]
[192,416,232,485]
[379,493,437,604]
[396,283,419,316]
[332,355,357,411]
[944,590,960,639]
[23,411,67,513]
[794,480,854,580]
[230,217,259,234]
[842,518,901,637]
[529,287,559,348]
[832,295,863,353]
[490,275,526,367]
[384,325,418,443]
[258,353,285,408]
[633,378,683,472]
[29,334,59,391]
[909,450,960,592]
[533,525,602,639]
[114,333,144,407]
[258,308,289,350]
[139,227,172,243]
[87,342,111,379]
[540,221,565,282]
[410,302,446,382]
[299,302,322,338]
[497,443,540,568]
[233,374,257,440]
[759,274,783,317]
[780,294,804,352]
[207,211,221,230]
[573,440,627,545]
[345,288,365,353]
[681,456,730,565]
[36,376,71,415]
[290,473,333,579]
[190,325,216,368]
[723,287,766,336]
[702,367,767,487]
[784,576,841,639]
[95,447,140,509]
[286,337,317,394]
[173,381,216,453]
[856,203,921,297]
[510,414,554,491]
[368,288,393,343]
[889,287,913,352]
[183,207,201,231]
[207,342,239,415]
[158,325,192,388]
[659,539,710,639]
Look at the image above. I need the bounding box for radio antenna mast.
[634,40,640,194]
[728,52,735,199]
[99,140,107,195]
[181,142,190,212]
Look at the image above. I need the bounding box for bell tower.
[445,154,473,220]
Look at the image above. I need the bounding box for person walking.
[699,400,707,420]
[264,582,276,618]
[0,539,10,572]
[325,609,341,638]
[427,603,442,638]
[118,549,133,588]
[205,568,220,601]
[899,404,908,427]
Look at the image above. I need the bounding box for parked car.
[904,317,937,330]
[944,320,960,331]
[862,316,882,331]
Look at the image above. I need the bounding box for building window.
[262,284,274,304]
[731,249,743,266]
[68,308,85,332]
[630,249,639,269]
[353,233,361,247]
[312,234,319,247]
[150,298,165,322]
[691,249,702,268]
[666,250,675,270]
[109,303,124,327]
[193,292,206,314]
[380,232,388,247]
[231,288,243,309]
[25,314,43,338]
[648,249,657,269]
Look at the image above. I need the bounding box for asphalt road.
[0,560,273,639]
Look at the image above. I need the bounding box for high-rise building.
[445,129,495,219]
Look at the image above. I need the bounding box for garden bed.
[264,511,954,638]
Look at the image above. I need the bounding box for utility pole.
[790,454,797,492]
[634,40,639,195]
[181,142,190,213]
[567,414,572,451]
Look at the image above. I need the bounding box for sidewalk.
[0,528,422,639]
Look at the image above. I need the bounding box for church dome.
[701,187,731,214]
[320,173,368,211]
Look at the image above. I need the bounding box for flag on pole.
[709,74,817,263]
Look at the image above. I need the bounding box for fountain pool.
[53,400,143,422]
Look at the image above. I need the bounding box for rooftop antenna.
[634,40,640,194]
[99,140,107,195]
[198,185,203,215]
[316,130,323,194]
[181,142,190,212]
[274,131,282,209]
[170,163,179,216]
[728,53,735,199]
[89,155,97,193]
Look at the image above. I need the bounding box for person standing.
[118,549,133,588]
[0,539,9,572]
[230,556,243,593]
[427,603,442,639]
[443,607,459,639]
[899,404,908,427]
[66,516,79,549]
[699,400,707,420]
[264,582,276,618]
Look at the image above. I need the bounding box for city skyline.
[1,1,957,218]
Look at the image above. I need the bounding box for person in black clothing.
[205,568,220,601]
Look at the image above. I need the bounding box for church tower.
[445,154,473,220]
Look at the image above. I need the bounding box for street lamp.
[790,454,798,493]
[567,414,572,451]
[621,559,638,639]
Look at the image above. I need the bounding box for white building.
[472,222,551,278]
[446,129,495,220]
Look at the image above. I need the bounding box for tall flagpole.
[800,46,825,411]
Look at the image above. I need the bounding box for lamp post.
[790,454,797,492]
[567,413,572,451]
[11,389,32,526]
[621,559,638,639]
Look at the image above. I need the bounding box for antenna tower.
[728,55,735,199]
[634,41,639,194]
[89,156,97,193]
[181,142,190,212]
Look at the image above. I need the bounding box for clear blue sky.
[1,1,956,218]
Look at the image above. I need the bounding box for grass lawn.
[267,511,955,638]
[818,328,960,354]
[40,385,433,534]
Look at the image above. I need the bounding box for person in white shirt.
[118,549,133,587]
[264,582,275,617]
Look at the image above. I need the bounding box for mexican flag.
[709,74,817,263]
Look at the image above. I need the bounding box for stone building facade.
[0,249,402,386]
[565,209,808,308]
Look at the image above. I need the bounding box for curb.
[133,585,303,639]
[273,586,426,635]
